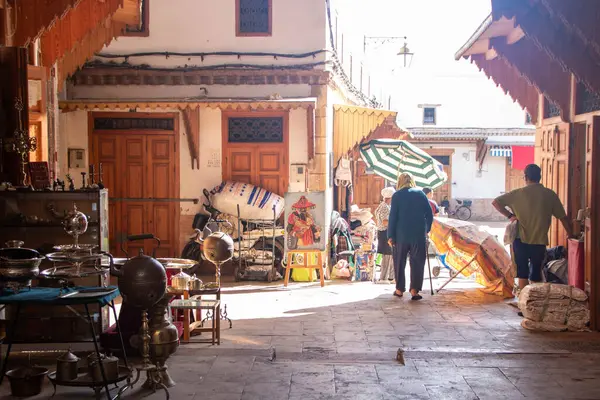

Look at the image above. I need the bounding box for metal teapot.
[110,234,167,310]
[63,204,88,246]
[170,270,190,291]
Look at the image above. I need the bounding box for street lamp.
[363,36,414,67]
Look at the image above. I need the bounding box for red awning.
[511,146,534,170]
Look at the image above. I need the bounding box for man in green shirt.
[492,164,573,291]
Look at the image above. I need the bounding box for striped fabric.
[489,146,512,157]
[359,139,448,189]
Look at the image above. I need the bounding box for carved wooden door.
[537,122,570,247]
[224,145,287,196]
[222,112,289,197]
[91,115,179,258]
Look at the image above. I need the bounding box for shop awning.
[489,146,512,157]
[333,105,411,162]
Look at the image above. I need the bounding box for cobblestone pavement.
[4,272,600,400]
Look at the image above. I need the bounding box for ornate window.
[575,81,600,115]
[228,117,283,143]
[123,0,150,37]
[93,117,174,131]
[236,0,272,36]
[543,97,561,119]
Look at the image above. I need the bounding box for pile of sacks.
[518,283,590,332]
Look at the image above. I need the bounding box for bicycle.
[440,197,472,221]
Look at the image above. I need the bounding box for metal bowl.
[6,366,48,397]
[53,244,97,253]
[157,258,198,269]
[0,248,44,290]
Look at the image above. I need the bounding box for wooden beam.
[470,54,539,125]
[513,1,600,97]
[307,104,315,161]
[536,0,600,58]
[180,106,200,169]
[490,36,570,121]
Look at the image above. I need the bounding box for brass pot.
[56,349,79,381]
[6,367,48,397]
[188,274,204,291]
[170,270,190,291]
[110,249,167,310]
[87,353,119,381]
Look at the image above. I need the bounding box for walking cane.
[426,239,434,295]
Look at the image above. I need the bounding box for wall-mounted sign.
[68,148,85,168]
[207,149,221,168]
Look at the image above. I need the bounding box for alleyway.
[150,274,600,400]
[3,267,600,399]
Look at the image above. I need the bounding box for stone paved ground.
[3,271,600,400]
[0,223,596,400]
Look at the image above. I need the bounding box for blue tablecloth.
[0,286,119,306]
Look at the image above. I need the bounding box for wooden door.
[222,112,289,197]
[585,118,600,330]
[425,151,452,204]
[505,159,526,192]
[225,145,287,196]
[537,122,570,247]
[355,162,387,212]
[433,164,451,204]
[90,114,179,258]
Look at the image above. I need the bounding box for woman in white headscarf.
[375,186,396,282]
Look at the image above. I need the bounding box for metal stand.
[1,300,128,400]
[116,310,169,399]
[201,302,232,329]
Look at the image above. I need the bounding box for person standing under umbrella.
[375,187,396,282]
[387,173,434,300]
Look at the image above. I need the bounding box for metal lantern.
[202,232,234,264]
[202,232,233,287]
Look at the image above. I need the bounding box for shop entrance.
[89,113,180,258]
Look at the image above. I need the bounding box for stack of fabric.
[518,283,590,332]
[348,205,377,249]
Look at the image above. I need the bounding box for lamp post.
[363,36,414,67]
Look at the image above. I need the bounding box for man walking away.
[492,164,573,291]
[423,188,440,216]
[388,173,434,300]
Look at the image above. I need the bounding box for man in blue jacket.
[387,173,434,300]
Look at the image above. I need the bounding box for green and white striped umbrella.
[359,139,448,189]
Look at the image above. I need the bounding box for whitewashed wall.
[58,107,309,217]
[93,0,327,68]
[416,142,506,199]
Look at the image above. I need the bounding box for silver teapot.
[63,204,88,246]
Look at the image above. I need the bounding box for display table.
[0,286,127,400]
[170,299,220,345]
[167,287,228,344]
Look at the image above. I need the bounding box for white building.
[57,0,395,256]
[408,126,535,221]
